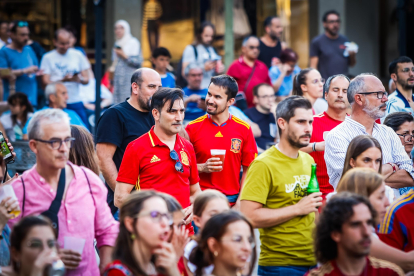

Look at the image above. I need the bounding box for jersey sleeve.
[116,142,140,185]
[240,159,271,205]
[187,142,200,185]
[378,211,406,250]
[185,124,195,143]
[241,127,258,167]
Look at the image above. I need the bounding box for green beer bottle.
[307,163,320,195]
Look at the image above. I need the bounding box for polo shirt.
[116,126,199,210]
[185,114,257,197]
[383,89,414,123]
[227,57,272,108]
[379,190,414,252]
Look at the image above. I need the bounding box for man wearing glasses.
[383,56,414,121]
[8,108,119,275]
[115,88,201,234]
[227,36,272,108]
[0,21,40,107]
[325,73,414,199]
[244,83,277,153]
[310,10,357,80]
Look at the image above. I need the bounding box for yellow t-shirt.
[240,146,316,266]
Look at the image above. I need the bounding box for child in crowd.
[1,92,33,141]
[183,190,229,276]
[152,47,176,88]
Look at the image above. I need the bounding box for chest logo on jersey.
[180,151,189,166]
[215,131,223,137]
[230,138,242,153]
[150,155,161,163]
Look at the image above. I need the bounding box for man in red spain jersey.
[301,74,350,198]
[185,75,258,209]
[307,192,404,276]
[115,88,202,231]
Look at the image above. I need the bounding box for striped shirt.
[382,89,414,123]
[325,116,414,197]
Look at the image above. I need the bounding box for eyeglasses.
[248,46,260,50]
[326,20,341,24]
[137,210,173,226]
[401,67,414,73]
[257,95,276,99]
[26,239,57,250]
[17,21,29,27]
[188,73,203,77]
[170,150,184,173]
[397,133,414,143]
[34,137,75,150]
[222,235,256,249]
[357,91,388,99]
[311,78,325,84]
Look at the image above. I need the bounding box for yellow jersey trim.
[232,116,250,129]
[187,115,208,125]
[380,191,414,233]
[148,132,155,147]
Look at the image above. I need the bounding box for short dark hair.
[384,112,414,132]
[209,75,238,100]
[264,16,278,28]
[323,10,340,22]
[152,47,171,59]
[150,87,184,113]
[324,74,350,94]
[276,96,312,135]
[130,68,144,92]
[315,192,376,264]
[253,83,273,97]
[10,20,28,34]
[388,56,413,75]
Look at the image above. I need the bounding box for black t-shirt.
[258,39,282,69]
[96,100,155,213]
[244,107,277,150]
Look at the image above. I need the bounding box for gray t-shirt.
[182,44,220,89]
[310,34,349,80]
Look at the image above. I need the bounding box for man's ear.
[227,98,235,108]
[28,140,38,155]
[152,108,160,121]
[390,73,397,83]
[331,230,341,243]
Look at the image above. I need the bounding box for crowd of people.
[0,7,413,276]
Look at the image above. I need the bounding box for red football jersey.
[186,114,257,196]
[117,126,200,210]
[306,257,403,276]
[309,112,344,196]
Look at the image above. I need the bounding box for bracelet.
[312,142,316,152]
[389,163,397,173]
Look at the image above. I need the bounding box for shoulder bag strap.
[81,168,96,207]
[21,177,26,217]
[243,63,257,95]
[191,45,198,60]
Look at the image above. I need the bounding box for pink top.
[8,162,119,276]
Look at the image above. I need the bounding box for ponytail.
[292,68,315,96]
[189,242,214,276]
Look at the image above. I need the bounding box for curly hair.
[314,192,376,264]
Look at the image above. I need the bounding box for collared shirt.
[227,57,272,108]
[8,162,119,276]
[325,117,414,197]
[117,126,199,210]
[185,114,257,197]
[383,89,414,122]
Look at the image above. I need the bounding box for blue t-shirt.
[183,87,208,120]
[161,72,176,88]
[23,107,87,134]
[0,46,39,105]
[269,65,301,96]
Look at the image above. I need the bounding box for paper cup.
[64,237,86,255]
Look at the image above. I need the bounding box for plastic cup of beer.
[211,150,226,172]
[0,185,21,217]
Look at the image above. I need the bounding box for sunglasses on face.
[248,46,260,50]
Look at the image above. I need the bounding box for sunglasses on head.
[17,21,28,28]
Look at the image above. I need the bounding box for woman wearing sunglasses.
[292,68,326,115]
[2,216,64,276]
[189,210,256,276]
[383,112,414,158]
[104,190,180,276]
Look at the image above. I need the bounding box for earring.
[131,234,136,240]
[214,251,218,257]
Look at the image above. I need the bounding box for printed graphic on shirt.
[230,138,242,153]
[215,131,223,137]
[150,155,161,163]
[285,175,310,198]
[54,63,79,76]
[180,151,189,166]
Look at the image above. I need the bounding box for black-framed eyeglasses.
[17,21,28,27]
[248,46,260,50]
[401,67,414,73]
[136,210,174,226]
[397,133,414,143]
[34,137,75,150]
[326,20,341,24]
[357,91,388,99]
[170,150,184,173]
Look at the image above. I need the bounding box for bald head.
[54,28,71,54]
[347,74,384,104]
[130,68,162,111]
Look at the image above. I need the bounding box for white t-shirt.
[40,49,90,104]
[183,240,214,275]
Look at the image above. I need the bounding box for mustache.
[300,134,311,139]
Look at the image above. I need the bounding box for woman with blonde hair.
[337,168,414,273]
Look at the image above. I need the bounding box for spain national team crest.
[230,138,242,153]
[180,151,189,166]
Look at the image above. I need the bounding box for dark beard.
[206,104,227,115]
[398,78,414,90]
[287,133,309,149]
[138,95,150,111]
[324,27,338,37]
